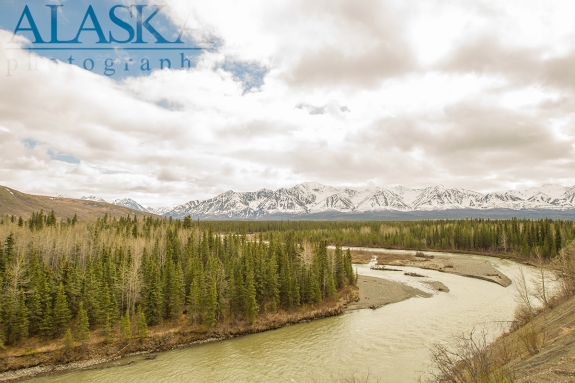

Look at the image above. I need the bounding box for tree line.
[0,212,355,347]
[178,218,574,259]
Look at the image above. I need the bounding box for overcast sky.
[1,0,574,207]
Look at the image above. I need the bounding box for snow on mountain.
[409,186,483,210]
[479,192,525,209]
[112,198,151,213]
[81,196,107,203]
[391,186,425,206]
[354,189,409,211]
[527,184,567,200]
[77,183,575,219]
[163,183,575,219]
[147,206,173,215]
[81,195,164,214]
[560,186,575,205]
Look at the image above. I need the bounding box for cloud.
[1,1,575,206]
[296,101,350,116]
[437,35,575,93]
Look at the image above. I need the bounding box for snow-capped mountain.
[80,195,159,214]
[147,206,173,215]
[111,198,149,212]
[81,196,107,203]
[163,182,575,219]
[76,183,575,219]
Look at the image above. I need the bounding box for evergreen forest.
[1,211,573,348]
[0,212,355,347]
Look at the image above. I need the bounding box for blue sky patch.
[48,150,80,164]
[22,138,38,149]
[220,60,268,93]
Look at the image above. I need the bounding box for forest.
[196,218,574,259]
[1,212,574,349]
[0,212,355,347]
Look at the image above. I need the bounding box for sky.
[0,0,574,208]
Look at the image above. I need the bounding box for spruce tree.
[187,277,201,323]
[144,264,163,326]
[1,233,14,275]
[102,313,113,344]
[334,245,345,289]
[325,273,337,299]
[9,290,29,343]
[76,302,90,345]
[307,269,322,304]
[183,216,192,229]
[83,264,101,326]
[204,279,218,329]
[266,252,279,312]
[164,259,175,319]
[46,210,56,227]
[245,270,258,324]
[98,285,113,326]
[39,306,54,340]
[120,312,132,340]
[53,284,71,338]
[167,262,185,320]
[344,249,355,285]
[136,309,148,338]
[63,328,74,353]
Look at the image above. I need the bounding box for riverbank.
[428,293,575,383]
[0,288,356,382]
[346,247,513,287]
[337,245,522,262]
[347,275,435,310]
[426,241,575,383]
[510,295,575,382]
[359,249,512,287]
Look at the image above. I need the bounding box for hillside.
[0,186,157,220]
[428,241,575,383]
[510,295,575,381]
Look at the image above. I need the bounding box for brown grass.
[427,241,575,383]
[0,186,157,220]
[350,250,375,264]
[375,252,416,264]
[426,328,516,383]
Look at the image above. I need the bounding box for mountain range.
[82,182,575,219]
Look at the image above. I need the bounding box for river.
[27,250,536,383]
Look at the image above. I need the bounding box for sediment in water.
[0,291,355,382]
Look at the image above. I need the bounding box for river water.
[28,250,536,383]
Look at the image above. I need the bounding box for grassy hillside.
[0,186,156,220]
[427,241,575,383]
[508,294,575,382]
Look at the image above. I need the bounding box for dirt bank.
[347,275,433,310]
[0,291,355,382]
[373,251,512,287]
[423,281,450,293]
[505,295,575,382]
